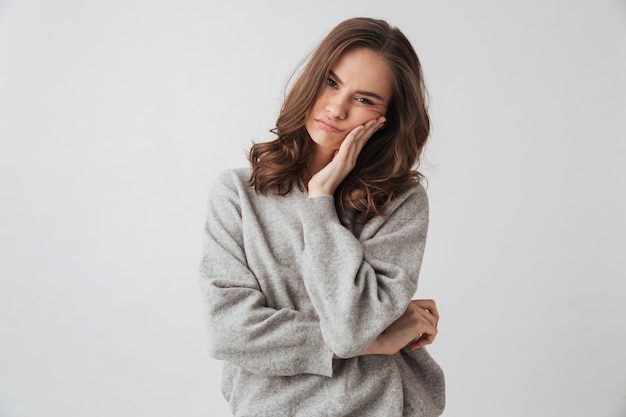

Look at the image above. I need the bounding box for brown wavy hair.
[248,17,430,223]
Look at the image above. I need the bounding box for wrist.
[307,181,334,198]
[360,338,381,356]
[307,189,333,198]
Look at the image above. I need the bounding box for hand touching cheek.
[308,116,386,197]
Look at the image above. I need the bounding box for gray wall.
[1,0,625,416]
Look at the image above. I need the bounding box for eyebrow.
[328,70,387,102]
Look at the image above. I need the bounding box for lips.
[315,118,344,133]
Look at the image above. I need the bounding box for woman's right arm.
[198,173,334,378]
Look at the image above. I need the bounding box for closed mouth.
[315,118,343,133]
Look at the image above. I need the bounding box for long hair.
[248,17,430,223]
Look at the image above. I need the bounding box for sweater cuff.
[306,337,335,378]
[295,196,338,222]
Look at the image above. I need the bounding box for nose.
[326,95,347,120]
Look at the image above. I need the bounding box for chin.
[309,131,344,149]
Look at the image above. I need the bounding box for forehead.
[330,47,393,102]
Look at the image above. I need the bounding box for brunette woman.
[200,17,445,417]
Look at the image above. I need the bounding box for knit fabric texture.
[199,167,445,417]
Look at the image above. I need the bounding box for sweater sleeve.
[198,172,334,377]
[295,185,429,359]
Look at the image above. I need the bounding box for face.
[305,47,393,154]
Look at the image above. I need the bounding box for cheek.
[351,108,385,125]
[306,98,323,119]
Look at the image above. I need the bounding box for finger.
[335,117,386,165]
[337,125,366,155]
[408,335,433,350]
[413,299,439,322]
[408,329,438,350]
[412,299,436,310]
[420,305,439,328]
[361,117,386,137]
[346,117,385,144]
[408,336,431,351]
[418,309,438,328]
[404,300,437,329]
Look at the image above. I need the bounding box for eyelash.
[326,78,374,105]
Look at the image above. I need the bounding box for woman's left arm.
[296,184,429,359]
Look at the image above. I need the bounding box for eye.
[326,78,338,88]
[356,97,374,105]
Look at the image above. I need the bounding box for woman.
[199,17,445,417]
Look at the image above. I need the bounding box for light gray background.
[1,0,625,416]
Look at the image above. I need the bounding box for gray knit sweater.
[199,168,445,417]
